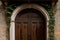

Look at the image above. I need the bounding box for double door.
[15,12,46,40]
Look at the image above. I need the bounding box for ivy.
[5,4,17,26]
[48,9,55,40]
[6,3,55,40]
[40,3,55,40]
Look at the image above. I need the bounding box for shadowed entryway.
[15,9,46,40]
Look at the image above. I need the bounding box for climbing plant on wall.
[5,3,55,40]
[41,3,55,40]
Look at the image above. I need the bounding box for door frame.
[10,4,50,40]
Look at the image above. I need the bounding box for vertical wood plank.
[19,23,21,40]
[31,23,36,40]
[22,23,28,40]
[15,23,20,40]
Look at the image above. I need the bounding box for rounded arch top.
[10,4,50,40]
[11,4,49,22]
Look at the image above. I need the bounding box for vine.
[5,3,55,40]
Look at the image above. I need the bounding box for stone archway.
[10,4,50,40]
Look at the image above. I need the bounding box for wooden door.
[15,9,46,40]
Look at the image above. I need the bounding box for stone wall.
[55,0,60,40]
[0,1,8,40]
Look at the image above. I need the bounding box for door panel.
[15,23,21,40]
[15,12,46,40]
[22,23,28,40]
[31,23,36,40]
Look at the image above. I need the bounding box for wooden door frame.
[10,4,50,40]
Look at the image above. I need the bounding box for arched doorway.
[10,4,49,40]
[15,9,46,40]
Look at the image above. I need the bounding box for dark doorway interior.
[15,8,46,40]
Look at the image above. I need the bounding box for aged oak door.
[15,9,46,40]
